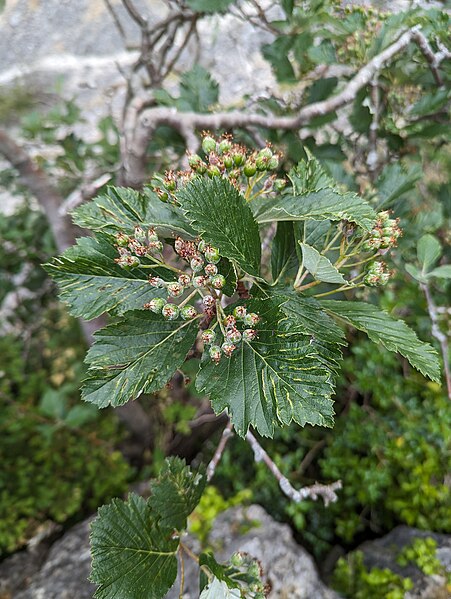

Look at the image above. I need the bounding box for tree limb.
[124,25,446,186]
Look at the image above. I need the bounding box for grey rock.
[1,505,338,599]
[167,505,339,599]
[358,525,451,599]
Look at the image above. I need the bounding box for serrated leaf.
[73,186,196,238]
[185,0,236,13]
[300,243,347,284]
[254,156,376,231]
[429,265,451,279]
[45,236,171,320]
[321,300,441,382]
[200,578,241,599]
[375,163,421,208]
[196,298,334,437]
[82,311,199,407]
[199,552,240,589]
[149,457,206,531]
[271,221,298,283]
[178,178,261,276]
[90,493,178,599]
[177,66,219,112]
[417,234,442,272]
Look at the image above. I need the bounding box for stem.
[245,430,341,506]
[206,421,234,481]
[295,280,321,293]
[180,542,199,564]
[421,282,451,400]
[313,283,364,299]
[178,547,185,599]
[178,289,199,308]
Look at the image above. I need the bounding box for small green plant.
[397,537,450,581]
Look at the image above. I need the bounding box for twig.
[58,173,112,215]
[206,420,234,481]
[246,430,341,506]
[104,0,128,43]
[421,282,451,400]
[412,29,445,86]
[178,547,185,599]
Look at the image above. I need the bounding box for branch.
[421,282,451,400]
[206,420,234,481]
[125,25,445,186]
[246,430,341,506]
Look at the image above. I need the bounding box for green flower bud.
[191,256,204,272]
[197,239,207,253]
[134,225,146,242]
[209,345,222,364]
[148,276,166,288]
[188,154,203,169]
[274,178,287,191]
[192,275,207,288]
[204,263,218,277]
[180,305,198,320]
[221,341,236,357]
[211,274,226,289]
[167,282,184,298]
[255,156,269,171]
[233,152,245,166]
[223,315,237,329]
[208,165,221,178]
[147,227,159,242]
[244,312,260,326]
[115,232,129,247]
[202,136,216,154]
[243,161,257,177]
[205,246,220,264]
[258,147,272,159]
[218,139,232,154]
[226,327,242,343]
[223,155,234,169]
[230,552,245,567]
[147,240,163,254]
[178,274,191,287]
[162,304,180,320]
[243,329,257,341]
[233,306,247,320]
[201,329,216,344]
[268,155,279,170]
[144,298,165,313]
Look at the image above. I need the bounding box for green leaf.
[254,157,376,231]
[417,234,442,273]
[83,311,199,407]
[73,186,195,238]
[409,88,451,118]
[321,300,441,382]
[45,236,171,320]
[429,265,451,279]
[199,552,240,589]
[196,297,334,437]
[271,221,298,283]
[300,243,347,284]
[405,263,428,283]
[148,457,206,530]
[185,0,236,13]
[90,493,178,599]
[200,578,241,599]
[177,66,219,112]
[178,178,261,277]
[375,163,421,208]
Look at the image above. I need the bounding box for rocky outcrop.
[0,505,338,599]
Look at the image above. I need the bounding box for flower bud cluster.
[229,552,266,597]
[150,133,286,203]
[142,237,227,321]
[362,211,402,252]
[114,227,164,268]
[201,305,260,365]
[363,260,393,287]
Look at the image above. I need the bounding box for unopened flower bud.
[192,275,207,288]
[258,147,272,159]
[180,305,198,320]
[233,306,247,320]
[274,178,287,191]
[162,304,179,320]
[223,315,237,329]
[202,135,216,154]
[243,161,257,177]
[233,151,245,166]
[243,329,258,341]
[209,345,222,364]
[244,312,260,326]
[221,341,236,357]
[188,154,203,169]
[230,552,245,567]
[178,274,191,287]
[268,155,279,170]
[205,246,220,264]
[144,298,165,313]
[190,256,204,272]
[208,165,221,178]
[226,327,242,343]
[211,274,226,289]
[218,139,232,154]
[167,282,184,298]
[134,225,146,242]
[115,232,129,247]
[147,240,163,254]
[205,263,218,277]
[147,227,159,242]
[197,239,207,253]
[223,154,233,169]
[202,295,215,308]
[149,276,166,288]
[201,329,216,344]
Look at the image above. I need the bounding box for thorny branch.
[421,282,451,400]
[206,420,341,506]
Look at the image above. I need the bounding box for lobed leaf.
[271,221,298,283]
[148,457,206,531]
[321,300,441,382]
[178,177,261,277]
[82,311,199,407]
[90,493,178,599]
[196,297,334,437]
[73,186,196,238]
[199,578,241,599]
[45,236,171,320]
